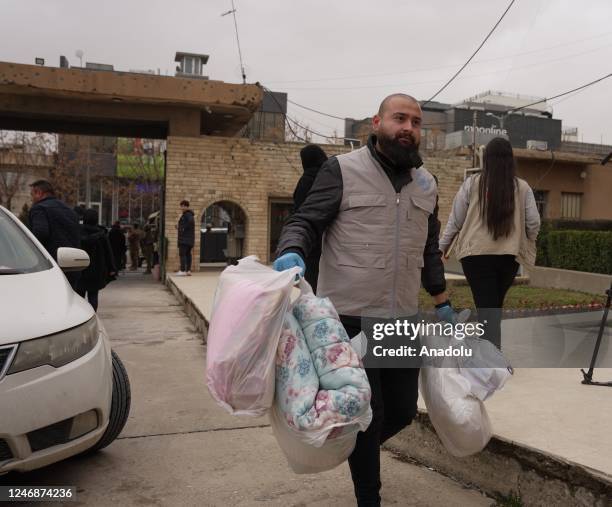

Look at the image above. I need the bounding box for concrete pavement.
[168,270,612,505]
[1,273,493,506]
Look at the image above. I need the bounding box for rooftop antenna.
[75,49,84,67]
[221,0,246,84]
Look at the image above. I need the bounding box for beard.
[376,130,421,168]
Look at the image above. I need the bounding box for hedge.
[545,230,612,274]
[536,219,612,268]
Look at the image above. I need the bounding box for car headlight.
[7,317,100,374]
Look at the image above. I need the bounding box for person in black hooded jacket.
[292,145,328,292]
[76,209,117,311]
[176,199,195,275]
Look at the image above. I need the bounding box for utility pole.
[472,111,478,167]
[85,136,91,209]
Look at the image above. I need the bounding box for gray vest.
[317,146,437,318]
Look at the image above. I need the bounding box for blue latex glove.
[436,302,470,324]
[273,252,305,276]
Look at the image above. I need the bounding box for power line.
[262,86,346,142]
[287,99,345,121]
[265,72,612,143]
[508,72,612,113]
[273,71,612,134]
[423,0,516,107]
[277,42,612,92]
[267,30,612,86]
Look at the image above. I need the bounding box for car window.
[0,210,52,274]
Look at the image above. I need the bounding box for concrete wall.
[0,61,262,138]
[527,266,611,295]
[582,163,612,220]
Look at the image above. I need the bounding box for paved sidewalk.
[2,275,492,506]
[169,271,612,482]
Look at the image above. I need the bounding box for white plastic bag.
[206,256,300,416]
[458,337,513,401]
[269,402,365,474]
[459,366,512,401]
[420,365,492,457]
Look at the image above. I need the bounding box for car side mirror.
[57,247,90,271]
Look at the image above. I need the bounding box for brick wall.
[164,136,471,272]
[422,153,473,226]
[164,136,349,270]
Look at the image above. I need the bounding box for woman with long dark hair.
[439,137,541,349]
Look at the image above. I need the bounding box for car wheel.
[89,350,131,452]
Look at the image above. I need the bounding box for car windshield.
[0,209,52,274]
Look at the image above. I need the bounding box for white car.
[0,205,130,474]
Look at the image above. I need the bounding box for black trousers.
[343,320,419,507]
[460,254,519,350]
[179,244,193,272]
[65,271,81,292]
[76,284,99,311]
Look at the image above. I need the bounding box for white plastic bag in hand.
[206,256,301,416]
[420,366,492,457]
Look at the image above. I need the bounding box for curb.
[385,411,612,507]
[166,277,209,342]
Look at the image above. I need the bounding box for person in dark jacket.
[176,200,195,276]
[127,223,144,270]
[292,145,328,293]
[76,209,117,311]
[29,179,81,290]
[273,94,462,506]
[108,221,127,271]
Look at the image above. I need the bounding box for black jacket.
[178,210,195,246]
[278,135,446,298]
[108,226,127,256]
[293,146,329,292]
[29,196,81,260]
[79,224,117,291]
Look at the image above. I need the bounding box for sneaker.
[186,271,192,276]
[175,271,186,276]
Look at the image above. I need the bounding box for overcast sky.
[3,0,611,144]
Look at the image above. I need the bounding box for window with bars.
[533,190,548,218]
[561,192,582,219]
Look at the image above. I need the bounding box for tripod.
[581,280,612,386]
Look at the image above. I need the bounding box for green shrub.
[535,220,553,266]
[536,220,612,268]
[547,230,612,274]
[549,219,612,231]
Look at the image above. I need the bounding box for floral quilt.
[275,292,371,443]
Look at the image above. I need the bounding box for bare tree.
[285,118,311,143]
[0,131,55,212]
[115,138,164,222]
